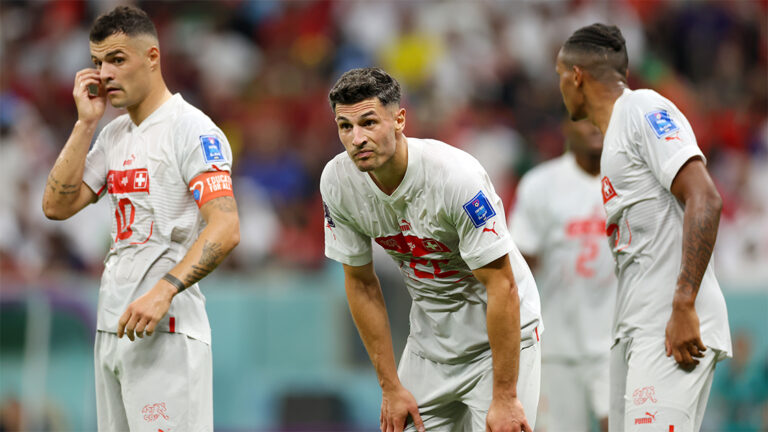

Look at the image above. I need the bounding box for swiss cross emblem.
[601,176,617,204]
[423,239,441,251]
[134,171,148,189]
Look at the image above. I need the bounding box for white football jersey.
[321,137,542,364]
[510,153,615,361]
[601,88,731,358]
[83,94,233,344]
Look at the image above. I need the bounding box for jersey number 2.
[115,197,135,241]
[576,238,599,277]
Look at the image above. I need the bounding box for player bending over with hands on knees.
[42,6,238,431]
[556,23,731,432]
[321,67,542,432]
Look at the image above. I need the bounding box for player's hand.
[73,68,106,125]
[380,384,425,432]
[117,280,177,341]
[486,395,531,432]
[665,292,706,370]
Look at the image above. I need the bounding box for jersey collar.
[364,136,421,203]
[130,93,181,132]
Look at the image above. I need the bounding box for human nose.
[352,126,367,146]
[100,63,114,83]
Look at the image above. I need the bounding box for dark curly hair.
[90,5,157,43]
[328,68,401,110]
[561,23,628,81]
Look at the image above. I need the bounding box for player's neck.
[128,82,173,126]
[589,82,627,135]
[369,136,409,195]
[573,151,601,176]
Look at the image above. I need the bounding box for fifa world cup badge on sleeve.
[644,110,679,138]
[462,190,497,228]
[199,135,225,163]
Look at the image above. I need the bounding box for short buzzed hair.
[90,5,158,43]
[561,23,628,81]
[328,68,401,111]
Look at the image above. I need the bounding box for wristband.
[162,273,186,294]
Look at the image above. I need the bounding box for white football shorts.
[400,332,540,431]
[94,330,212,431]
[609,336,718,432]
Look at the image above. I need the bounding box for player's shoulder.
[171,95,218,130]
[519,154,571,191]
[622,88,678,114]
[521,154,569,181]
[415,137,485,177]
[320,151,361,194]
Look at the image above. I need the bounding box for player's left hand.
[486,395,531,432]
[665,294,706,370]
[117,280,177,341]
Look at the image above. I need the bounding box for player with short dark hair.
[42,5,239,430]
[509,118,614,432]
[556,23,731,432]
[322,67,542,432]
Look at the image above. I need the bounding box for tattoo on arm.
[183,240,225,286]
[46,174,80,196]
[678,198,720,292]
[210,196,237,213]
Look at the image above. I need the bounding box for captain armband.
[188,171,234,208]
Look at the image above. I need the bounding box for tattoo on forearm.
[211,196,237,213]
[678,199,720,290]
[46,174,79,196]
[182,240,226,286]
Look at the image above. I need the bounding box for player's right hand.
[380,385,425,432]
[73,68,106,124]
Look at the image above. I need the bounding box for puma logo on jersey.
[482,221,499,236]
[664,133,682,142]
[399,219,412,232]
[634,411,658,425]
[122,154,136,166]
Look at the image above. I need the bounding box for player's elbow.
[220,216,240,252]
[227,222,240,251]
[42,201,70,221]
[708,188,723,215]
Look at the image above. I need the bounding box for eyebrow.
[336,110,377,122]
[91,49,125,61]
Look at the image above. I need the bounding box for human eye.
[338,122,352,131]
[113,57,125,65]
[363,119,376,127]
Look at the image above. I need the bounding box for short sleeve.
[176,114,233,185]
[508,173,544,255]
[320,165,373,266]
[634,101,704,191]
[448,165,514,270]
[82,129,108,198]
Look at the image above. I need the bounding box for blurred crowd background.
[1,0,766,431]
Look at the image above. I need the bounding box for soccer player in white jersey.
[321,67,542,432]
[555,24,731,432]
[509,118,615,432]
[42,6,239,431]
